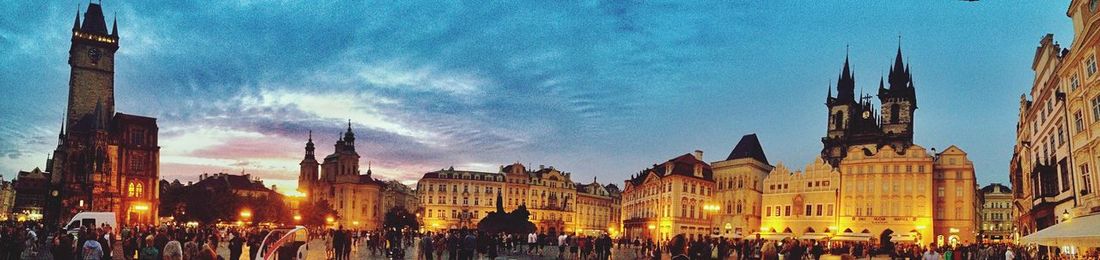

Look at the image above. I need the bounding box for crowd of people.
[4,219,1098,260]
[411,230,615,260]
[0,220,286,260]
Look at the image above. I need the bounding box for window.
[827,204,834,216]
[1073,74,1083,91]
[784,206,791,216]
[956,186,963,197]
[1077,111,1086,132]
[1059,126,1066,145]
[766,207,772,216]
[816,204,823,216]
[805,205,812,216]
[1093,95,1100,122]
[1089,56,1098,76]
[1083,164,1093,195]
[938,187,945,197]
[127,182,143,197]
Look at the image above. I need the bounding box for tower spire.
[110,14,117,37]
[73,6,81,31]
[836,50,855,102]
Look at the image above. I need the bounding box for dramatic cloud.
[0,1,1076,189]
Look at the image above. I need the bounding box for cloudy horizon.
[0,1,1075,193]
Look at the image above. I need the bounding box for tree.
[298,199,339,226]
[250,193,289,224]
[383,207,419,231]
[477,191,535,234]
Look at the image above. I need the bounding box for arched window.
[128,182,144,197]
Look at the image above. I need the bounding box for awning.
[889,233,918,242]
[799,233,830,240]
[753,232,792,241]
[1020,213,1100,247]
[831,233,872,242]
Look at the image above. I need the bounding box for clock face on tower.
[862,111,871,119]
[88,48,102,63]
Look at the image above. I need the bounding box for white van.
[64,212,118,236]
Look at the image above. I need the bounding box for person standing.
[461,232,477,260]
[1005,247,1015,260]
[418,232,434,260]
[228,232,244,260]
[923,244,942,260]
[527,232,537,255]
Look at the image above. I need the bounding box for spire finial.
[308,130,313,141]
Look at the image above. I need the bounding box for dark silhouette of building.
[45,2,160,226]
[822,46,918,166]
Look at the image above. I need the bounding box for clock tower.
[66,3,119,129]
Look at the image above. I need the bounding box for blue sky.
[0,1,1075,191]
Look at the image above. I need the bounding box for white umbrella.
[1020,213,1100,247]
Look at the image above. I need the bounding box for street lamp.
[1062,210,1071,221]
[293,215,302,222]
[240,209,252,218]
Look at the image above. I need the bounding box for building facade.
[711,134,773,237]
[13,168,50,221]
[761,158,839,240]
[382,180,419,213]
[43,2,160,227]
[415,164,608,235]
[1012,34,1091,237]
[980,183,1014,243]
[1011,0,1100,244]
[297,125,386,230]
[575,178,619,236]
[1063,0,1100,220]
[756,47,979,246]
[0,177,13,221]
[622,152,716,241]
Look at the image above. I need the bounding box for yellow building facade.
[712,134,773,236]
[761,157,839,239]
[416,164,620,235]
[575,179,620,236]
[297,126,386,230]
[622,152,717,241]
[792,46,978,246]
[1058,0,1100,223]
[837,144,935,246]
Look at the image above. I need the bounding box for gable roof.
[627,153,715,186]
[726,133,769,165]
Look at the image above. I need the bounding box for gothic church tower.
[67,3,119,130]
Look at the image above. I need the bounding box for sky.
[0,1,1076,193]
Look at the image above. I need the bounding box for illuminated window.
[127,182,144,197]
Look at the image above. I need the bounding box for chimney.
[694,150,704,160]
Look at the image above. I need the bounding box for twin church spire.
[821,43,919,167]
